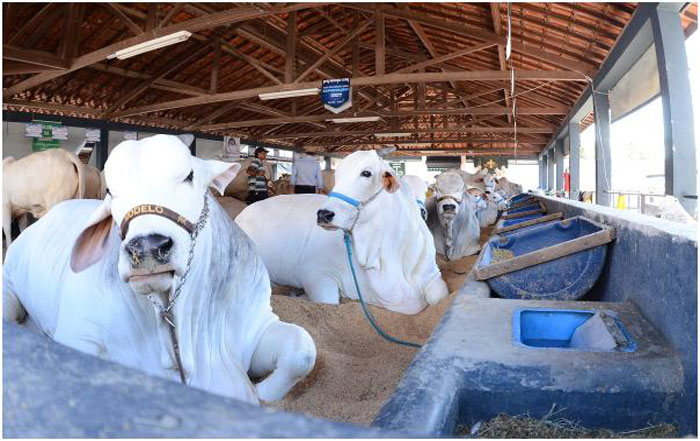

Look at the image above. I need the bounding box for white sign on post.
[222,136,241,162]
[124,131,137,141]
[86,128,101,142]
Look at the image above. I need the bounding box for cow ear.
[205,160,241,196]
[381,169,400,194]
[71,197,114,273]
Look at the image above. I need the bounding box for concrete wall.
[540,196,697,434]
[4,323,394,437]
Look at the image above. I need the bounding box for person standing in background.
[246,147,269,203]
[292,150,323,194]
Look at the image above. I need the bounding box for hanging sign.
[28,121,63,151]
[51,125,68,140]
[222,136,241,162]
[124,131,138,141]
[389,162,406,177]
[25,123,44,138]
[86,128,101,142]
[321,78,352,113]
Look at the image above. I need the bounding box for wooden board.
[475,216,616,280]
[494,212,564,234]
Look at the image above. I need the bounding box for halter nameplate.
[120,204,195,239]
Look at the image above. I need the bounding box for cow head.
[434,171,465,221]
[70,134,240,295]
[316,150,400,231]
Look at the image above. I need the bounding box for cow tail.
[68,153,86,199]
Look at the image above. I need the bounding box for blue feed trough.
[475,216,616,300]
[495,213,546,230]
[509,193,535,203]
[507,202,544,214]
[495,212,565,236]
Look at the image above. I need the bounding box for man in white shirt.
[291,151,323,194]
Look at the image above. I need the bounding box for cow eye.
[361,170,372,178]
[184,170,194,183]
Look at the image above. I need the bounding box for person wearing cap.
[246,147,269,203]
[291,150,323,194]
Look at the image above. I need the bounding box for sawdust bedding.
[268,227,493,425]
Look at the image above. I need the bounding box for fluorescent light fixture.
[107,31,192,60]
[259,88,319,100]
[374,132,411,138]
[327,116,383,123]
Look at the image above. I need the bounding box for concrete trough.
[373,297,684,436]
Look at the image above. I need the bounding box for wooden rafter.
[198,106,569,131]
[3,3,326,99]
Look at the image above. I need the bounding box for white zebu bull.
[401,174,429,220]
[3,135,315,404]
[466,187,506,228]
[495,176,523,198]
[237,150,448,315]
[427,170,481,260]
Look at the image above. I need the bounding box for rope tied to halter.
[329,188,423,349]
[132,191,211,384]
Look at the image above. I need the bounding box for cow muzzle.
[124,233,176,294]
[316,209,336,229]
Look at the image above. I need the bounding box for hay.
[267,226,493,425]
[456,406,678,439]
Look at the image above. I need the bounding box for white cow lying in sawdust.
[237,150,448,315]
[3,134,315,404]
[3,148,86,246]
[427,170,481,260]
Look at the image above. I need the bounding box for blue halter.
[415,199,425,208]
[328,192,361,208]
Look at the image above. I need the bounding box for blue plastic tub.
[510,193,535,203]
[496,213,545,229]
[475,217,616,300]
[513,308,636,352]
[507,203,541,213]
[499,219,560,236]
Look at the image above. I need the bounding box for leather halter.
[120,204,195,240]
[436,194,463,204]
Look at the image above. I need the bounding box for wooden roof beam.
[199,106,570,131]
[339,3,597,75]
[7,3,54,45]
[3,3,325,99]
[3,46,70,69]
[106,3,143,35]
[111,70,586,118]
[490,3,512,124]
[101,42,213,117]
[265,126,554,139]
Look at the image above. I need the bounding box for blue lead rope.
[342,232,422,349]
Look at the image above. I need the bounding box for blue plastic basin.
[510,193,535,203]
[498,213,545,228]
[499,219,560,236]
[477,217,612,300]
[513,308,636,352]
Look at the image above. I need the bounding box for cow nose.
[316,209,335,224]
[443,203,456,212]
[125,234,174,267]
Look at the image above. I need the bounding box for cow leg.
[3,285,26,323]
[302,276,340,305]
[248,320,316,402]
[3,202,12,248]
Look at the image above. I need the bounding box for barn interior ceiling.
[3,2,698,157]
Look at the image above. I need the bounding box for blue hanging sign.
[321,78,352,113]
